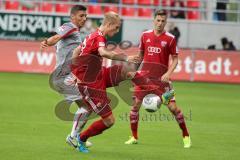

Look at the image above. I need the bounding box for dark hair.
[221,37,228,45]
[70,5,87,15]
[154,10,167,18]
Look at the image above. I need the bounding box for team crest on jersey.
[161,41,167,47]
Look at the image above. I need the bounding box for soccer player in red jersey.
[70,12,143,153]
[125,10,191,148]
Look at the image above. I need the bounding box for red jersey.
[71,29,106,89]
[138,30,179,78]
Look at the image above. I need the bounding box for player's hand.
[127,55,142,63]
[40,39,49,51]
[161,72,171,82]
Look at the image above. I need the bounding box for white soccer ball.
[142,94,162,112]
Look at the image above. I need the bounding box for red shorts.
[78,85,112,118]
[133,80,176,102]
[77,65,123,118]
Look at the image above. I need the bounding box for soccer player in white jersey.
[40,5,92,148]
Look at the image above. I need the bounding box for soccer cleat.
[66,134,93,148]
[76,135,89,153]
[85,140,93,148]
[183,136,191,148]
[66,135,78,148]
[161,89,175,105]
[66,135,93,148]
[124,136,138,145]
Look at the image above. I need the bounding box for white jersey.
[50,22,82,101]
[55,22,82,76]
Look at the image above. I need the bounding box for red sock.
[130,108,139,139]
[80,119,109,142]
[175,110,189,137]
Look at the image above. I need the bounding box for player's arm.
[98,44,143,63]
[71,46,82,65]
[161,37,179,82]
[161,55,178,82]
[122,40,145,79]
[133,33,145,63]
[127,50,144,63]
[40,24,77,51]
[135,50,144,63]
[98,47,139,63]
[45,34,62,46]
[40,34,62,51]
[138,50,144,59]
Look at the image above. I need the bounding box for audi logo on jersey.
[147,46,161,54]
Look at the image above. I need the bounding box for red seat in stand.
[55,3,70,13]
[5,0,19,10]
[88,5,102,15]
[137,0,152,5]
[138,8,152,17]
[187,0,201,20]
[39,2,53,12]
[122,0,135,5]
[104,6,118,13]
[121,7,135,17]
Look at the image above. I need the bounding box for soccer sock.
[130,107,139,139]
[80,119,109,142]
[70,107,89,138]
[174,109,189,137]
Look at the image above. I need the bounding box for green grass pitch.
[0,72,240,160]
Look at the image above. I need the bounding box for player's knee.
[132,99,142,111]
[103,115,115,127]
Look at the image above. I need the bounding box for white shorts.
[50,73,82,102]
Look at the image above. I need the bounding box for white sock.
[70,107,90,138]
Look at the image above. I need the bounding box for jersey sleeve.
[169,37,179,56]
[139,33,145,51]
[96,35,106,48]
[55,23,78,38]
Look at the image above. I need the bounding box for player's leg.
[77,109,114,153]
[77,114,114,153]
[70,100,89,138]
[125,97,142,144]
[104,64,135,88]
[56,74,93,148]
[66,100,92,148]
[80,113,115,142]
[104,62,139,88]
[70,102,86,136]
[167,101,191,148]
[75,86,115,152]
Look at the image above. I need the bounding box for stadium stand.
[5,0,19,10]
[39,2,54,12]
[121,7,135,17]
[122,0,135,5]
[1,0,239,22]
[104,6,118,13]
[21,5,34,12]
[137,0,152,5]
[55,3,70,13]
[138,8,152,17]
[88,4,102,14]
[187,0,201,20]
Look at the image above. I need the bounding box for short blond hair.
[102,11,120,25]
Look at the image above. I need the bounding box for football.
[142,94,162,112]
